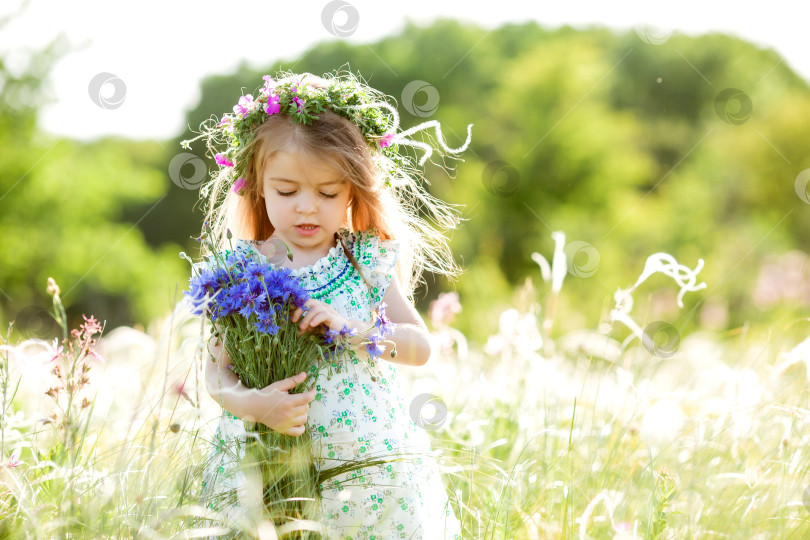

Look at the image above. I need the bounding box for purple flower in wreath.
[293,96,306,114]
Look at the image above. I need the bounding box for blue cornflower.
[183,246,320,338]
[374,302,396,339]
[323,328,338,346]
[218,281,248,318]
[365,334,386,358]
[255,317,280,335]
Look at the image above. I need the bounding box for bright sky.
[2,0,806,141]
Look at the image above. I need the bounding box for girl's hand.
[291,299,359,336]
[242,372,317,437]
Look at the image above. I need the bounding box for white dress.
[196,228,461,539]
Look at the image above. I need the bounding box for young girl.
[184,70,472,539]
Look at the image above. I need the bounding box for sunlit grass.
[2,240,810,538]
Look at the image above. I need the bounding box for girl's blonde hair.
[195,72,466,301]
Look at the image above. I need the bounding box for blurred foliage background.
[2,18,809,345]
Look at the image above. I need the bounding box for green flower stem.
[220,303,327,533]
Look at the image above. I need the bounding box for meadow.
[2,234,809,539]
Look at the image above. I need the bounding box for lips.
[295,224,320,236]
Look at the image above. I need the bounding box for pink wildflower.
[173,378,187,396]
[613,522,633,534]
[80,314,102,336]
[215,153,234,167]
[232,177,246,195]
[429,291,462,328]
[173,377,196,406]
[4,448,22,469]
[89,349,105,365]
[48,337,64,363]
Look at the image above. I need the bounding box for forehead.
[261,148,345,185]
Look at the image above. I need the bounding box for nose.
[295,190,319,214]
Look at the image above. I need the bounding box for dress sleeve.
[351,229,401,313]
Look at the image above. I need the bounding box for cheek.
[264,195,287,213]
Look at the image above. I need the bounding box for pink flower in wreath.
[233,95,254,118]
[380,133,395,148]
[265,93,281,115]
[261,75,275,96]
[232,177,246,195]
[215,153,234,168]
[218,116,234,134]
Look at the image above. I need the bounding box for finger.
[270,372,307,392]
[292,305,309,323]
[286,424,306,437]
[292,300,313,322]
[299,306,318,329]
[288,403,310,416]
[292,391,316,406]
[307,313,329,329]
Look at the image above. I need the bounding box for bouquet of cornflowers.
[182,226,395,535]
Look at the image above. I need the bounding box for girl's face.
[260,148,351,257]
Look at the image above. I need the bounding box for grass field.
[2,249,810,539]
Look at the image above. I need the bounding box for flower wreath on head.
[181,69,473,196]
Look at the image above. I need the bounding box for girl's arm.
[205,332,317,437]
[349,274,433,367]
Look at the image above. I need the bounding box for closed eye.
[276,190,337,199]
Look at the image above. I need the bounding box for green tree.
[0,7,187,336]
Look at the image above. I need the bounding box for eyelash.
[276,191,338,199]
